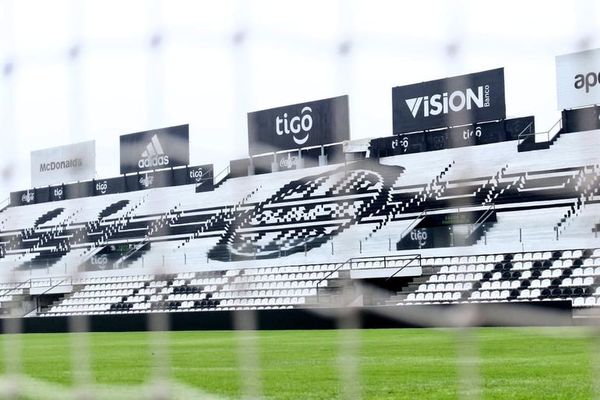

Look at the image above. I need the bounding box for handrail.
[26,277,71,316]
[399,209,427,240]
[115,201,180,266]
[0,197,10,212]
[464,204,496,245]
[385,254,422,282]
[315,258,353,302]
[516,121,535,142]
[518,117,562,145]
[6,278,32,295]
[115,240,147,266]
[315,253,421,302]
[214,165,231,185]
[471,203,495,230]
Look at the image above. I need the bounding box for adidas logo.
[138,134,170,169]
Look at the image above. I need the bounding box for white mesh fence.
[0,1,599,399]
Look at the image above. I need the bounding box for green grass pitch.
[0,327,595,399]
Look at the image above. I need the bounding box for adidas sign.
[138,134,170,169]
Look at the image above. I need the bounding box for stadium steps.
[311,271,356,306]
[517,125,564,152]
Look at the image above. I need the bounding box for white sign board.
[556,48,600,110]
[31,140,96,187]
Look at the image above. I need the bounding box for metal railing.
[385,253,422,282]
[465,203,496,244]
[518,117,562,146]
[398,209,427,241]
[214,164,231,186]
[316,253,422,301]
[28,277,70,315]
[0,197,10,211]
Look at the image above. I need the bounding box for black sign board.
[370,116,532,159]
[119,124,189,174]
[562,106,600,133]
[63,180,93,199]
[369,134,427,158]
[445,122,506,147]
[94,177,126,196]
[173,168,188,186]
[10,190,35,207]
[10,164,215,207]
[505,116,535,140]
[35,187,50,204]
[50,185,65,202]
[186,164,214,185]
[247,95,350,156]
[392,68,506,134]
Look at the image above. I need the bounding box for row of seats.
[222,279,327,292]
[244,264,337,275]
[233,272,329,283]
[423,249,596,267]
[218,297,306,307]
[400,248,600,308]
[62,296,122,305]
[73,289,133,298]
[213,288,317,300]
[417,283,473,292]
[73,275,155,285]
[82,282,145,291]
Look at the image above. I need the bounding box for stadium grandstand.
[1,92,599,320]
[2,2,600,399]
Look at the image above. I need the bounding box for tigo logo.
[405,86,490,118]
[91,254,108,266]
[189,168,204,182]
[275,106,313,145]
[96,181,108,194]
[138,135,170,169]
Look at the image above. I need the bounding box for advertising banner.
[556,48,600,110]
[186,164,214,185]
[562,106,600,133]
[10,190,35,207]
[247,95,350,156]
[392,68,506,134]
[31,140,96,187]
[94,177,126,196]
[119,125,189,174]
[50,185,65,202]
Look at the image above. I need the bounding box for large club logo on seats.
[119,125,189,174]
[247,95,350,156]
[208,162,404,261]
